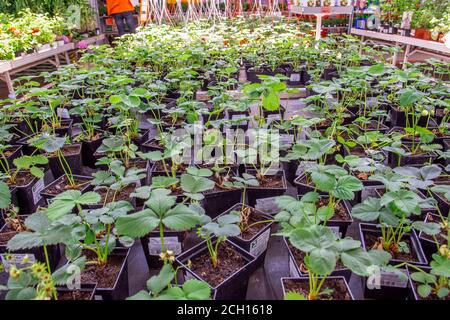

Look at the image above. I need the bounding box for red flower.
[32,27,40,34]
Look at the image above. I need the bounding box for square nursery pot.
[224,110,250,131]
[0,223,61,272]
[390,108,436,128]
[406,266,447,300]
[293,172,327,197]
[81,247,130,300]
[16,134,39,156]
[79,131,106,168]
[202,184,242,219]
[8,169,53,215]
[53,119,73,139]
[373,187,437,221]
[175,239,257,300]
[47,143,83,178]
[359,223,427,267]
[357,121,390,134]
[141,138,165,153]
[418,213,447,262]
[56,283,97,300]
[40,174,93,204]
[431,190,449,215]
[245,169,287,207]
[387,144,438,167]
[140,229,188,270]
[215,203,273,268]
[363,267,410,300]
[281,276,355,300]
[0,145,22,169]
[284,237,352,283]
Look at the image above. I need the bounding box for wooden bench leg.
[2,71,15,96]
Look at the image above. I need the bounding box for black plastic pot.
[40,174,92,204]
[390,108,434,127]
[80,133,105,168]
[0,145,22,170]
[431,190,449,214]
[387,143,438,167]
[89,248,129,300]
[216,203,273,268]
[406,266,440,300]
[363,267,410,300]
[359,223,427,267]
[47,143,83,178]
[293,173,326,196]
[141,138,165,153]
[16,134,39,155]
[0,221,61,272]
[8,169,52,215]
[56,283,97,300]
[357,121,390,133]
[54,119,73,139]
[141,230,187,270]
[284,237,352,283]
[418,213,446,262]
[224,110,250,131]
[175,239,257,300]
[202,187,242,219]
[280,276,355,300]
[245,169,287,207]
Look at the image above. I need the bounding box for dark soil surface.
[46,144,81,157]
[317,198,351,221]
[7,171,35,187]
[238,207,270,240]
[364,232,419,262]
[57,290,93,300]
[43,176,90,195]
[98,185,136,204]
[80,251,125,289]
[189,242,247,287]
[420,214,448,245]
[153,161,188,173]
[283,278,352,300]
[254,174,284,189]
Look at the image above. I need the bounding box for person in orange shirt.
[106,0,137,36]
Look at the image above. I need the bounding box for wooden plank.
[0,61,12,73]
[291,6,353,15]
[350,28,450,55]
[196,88,308,102]
[78,34,107,46]
[10,43,75,69]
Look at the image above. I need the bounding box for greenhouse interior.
[0,0,449,303]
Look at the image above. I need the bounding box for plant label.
[148,236,182,256]
[255,197,282,215]
[379,269,408,288]
[328,226,342,238]
[32,178,45,205]
[250,228,271,257]
[57,108,70,119]
[290,73,301,82]
[295,161,316,176]
[1,253,36,272]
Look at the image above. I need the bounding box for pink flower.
[76,40,88,49]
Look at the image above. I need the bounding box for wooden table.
[0,43,75,96]
[350,28,450,67]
